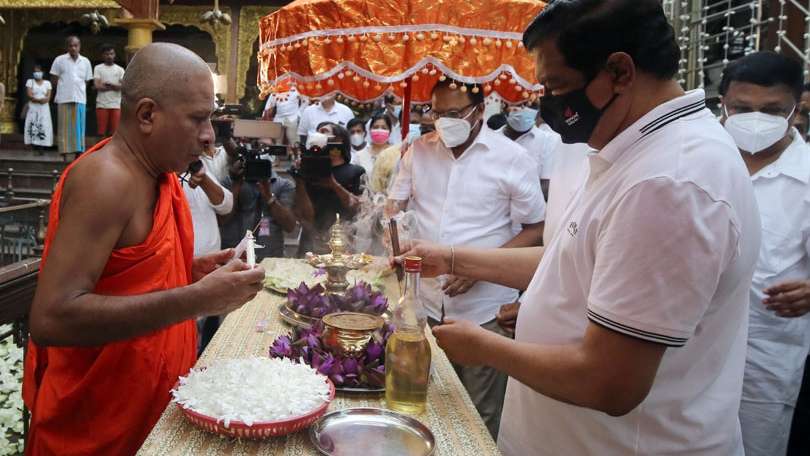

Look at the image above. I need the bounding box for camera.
[291,133,348,182]
[235,144,275,183]
[299,143,338,181]
[215,118,288,182]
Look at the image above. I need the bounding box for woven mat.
[138,258,500,456]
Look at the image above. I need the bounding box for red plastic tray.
[174,378,335,439]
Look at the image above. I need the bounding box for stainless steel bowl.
[310,408,435,456]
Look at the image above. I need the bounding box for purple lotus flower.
[268,314,394,389]
[369,294,388,314]
[269,335,293,358]
[342,357,360,375]
[312,267,326,278]
[297,326,322,350]
[365,341,383,362]
[287,282,331,317]
[338,282,388,315]
[317,353,337,376]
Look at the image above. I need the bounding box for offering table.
[138,258,500,456]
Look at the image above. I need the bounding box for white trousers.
[740,399,794,456]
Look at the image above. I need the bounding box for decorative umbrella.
[258,0,546,135]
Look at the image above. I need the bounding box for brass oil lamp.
[305,214,372,294]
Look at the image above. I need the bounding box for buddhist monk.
[23,43,265,455]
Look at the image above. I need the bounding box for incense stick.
[389,219,404,292]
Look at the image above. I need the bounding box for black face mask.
[540,78,619,144]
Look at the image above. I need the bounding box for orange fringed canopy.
[258,0,547,105]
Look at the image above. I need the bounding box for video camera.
[291,132,349,182]
[213,118,288,182]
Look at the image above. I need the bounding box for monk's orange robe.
[23,139,197,455]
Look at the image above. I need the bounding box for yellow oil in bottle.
[385,329,431,414]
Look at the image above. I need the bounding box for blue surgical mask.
[33,71,43,80]
[506,107,538,133]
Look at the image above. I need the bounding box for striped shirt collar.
[597,89,707,166]
[753,128,810,184]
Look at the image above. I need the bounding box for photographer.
[181,149,234,353]
[293,121,366,255]
[219,146,297,259]
[182,149,234,257]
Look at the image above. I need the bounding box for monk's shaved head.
[117,42,216,174]
[121,42,212,117]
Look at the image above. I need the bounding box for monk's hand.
[763,280,810,318]
[392,239,451,278]
[432,319,490,366]
[192,249,234,283]
[193,259,266,316]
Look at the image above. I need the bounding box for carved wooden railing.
[0,257,40,446]
[0,198,48,266]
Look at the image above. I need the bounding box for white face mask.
[435,107,478,148]
[350,132,366,148]
[724,105,794,154]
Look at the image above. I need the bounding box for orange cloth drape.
[258,0,546,103]
[23,139,197,456]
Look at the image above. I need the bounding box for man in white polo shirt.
[499,100,560,199]
[399,1,760,454]
[719,51,810,456]
[386,78,545,438]
[297,94,353,144]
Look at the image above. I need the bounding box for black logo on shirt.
[568,222,578,237]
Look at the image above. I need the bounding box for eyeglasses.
[425,103,477,121]
[724,104,796,118]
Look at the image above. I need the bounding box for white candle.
[246,230,256,268]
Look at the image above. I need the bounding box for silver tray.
[310,408,435,456]
[278,303,319,328]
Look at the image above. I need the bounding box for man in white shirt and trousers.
[93,44,125,137]
[719,51,810,456]
[398,1,761,454]
[50,36,93,155]
[386,78,546,438]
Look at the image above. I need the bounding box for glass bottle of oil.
[385,256,431,414]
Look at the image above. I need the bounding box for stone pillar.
[0,9,18,135]
[226,3,241,104]
[0,97,16,136]
[113,18,165,62]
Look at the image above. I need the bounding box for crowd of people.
[14,36,125,154]
[183,34,810,455]
[16,0,810,454]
